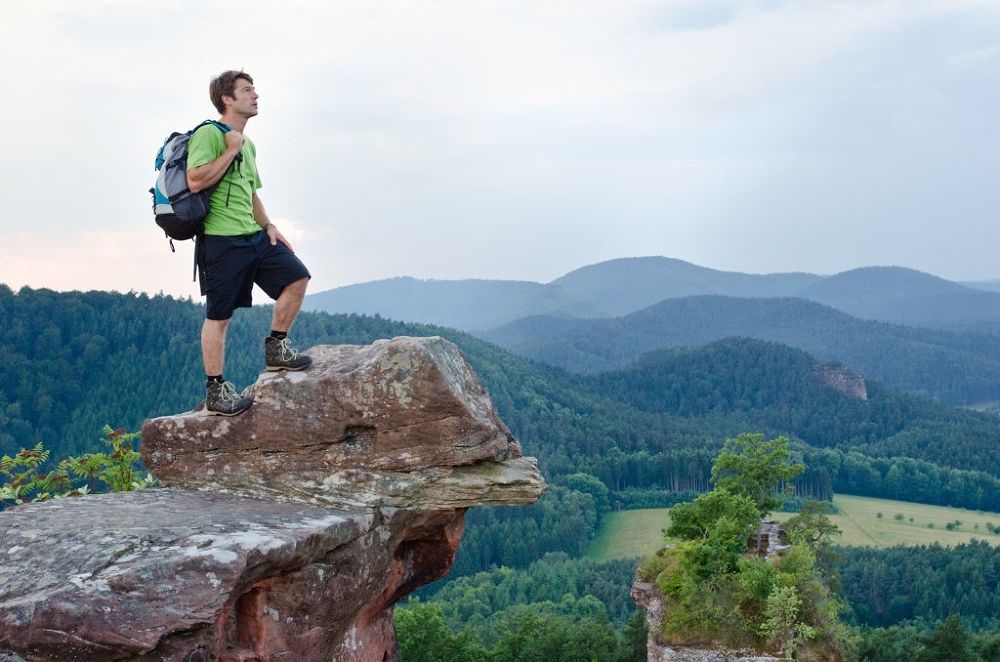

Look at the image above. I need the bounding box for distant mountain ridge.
[549,256,820,316]
[480,295,1000,405]
[305,276,601,331]
[305,256,1000,332]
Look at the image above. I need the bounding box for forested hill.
[480,295,1000,405]
[306,256,1000,333]
[549,256,819,316]
[795,266,1000,331]
[591,340,1000,475]
[4,285,1000,504]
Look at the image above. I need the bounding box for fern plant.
[1,426,156,506]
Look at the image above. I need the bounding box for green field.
[586,495,1000,561]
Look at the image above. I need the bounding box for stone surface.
[748,520,791,559]
[141,336,545,509]
[632,580,780,662]
[810,363,867,400]
[0,489,463,661]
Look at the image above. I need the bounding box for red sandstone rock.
[1,336,545,660]
[0,490,462,661]
[141,337,542,509]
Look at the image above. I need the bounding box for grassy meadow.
[586,494,1000,561]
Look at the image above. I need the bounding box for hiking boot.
[265,336,312,372]
[205,380,253,416]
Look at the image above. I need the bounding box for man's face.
[224,78,259,118]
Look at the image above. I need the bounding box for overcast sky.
[2,0,999,299]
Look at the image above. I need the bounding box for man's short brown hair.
[209,70,254,114]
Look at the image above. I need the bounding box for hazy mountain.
[304,276,602,331]
[307,257,1000,332]
[796,266,1000,331]
[305,256,820,329]
[549,256,821,316]
[962,278,1000,294]
[480,295,1000,405]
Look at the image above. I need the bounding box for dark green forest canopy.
[480,295,1000,405]
[830,541,1000,630]
[3,286,1000,488]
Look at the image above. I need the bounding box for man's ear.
[222,94,235,109]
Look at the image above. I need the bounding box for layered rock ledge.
[141,337,541,510]
[0,336,545,661]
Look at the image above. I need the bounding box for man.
[187,70,311,416]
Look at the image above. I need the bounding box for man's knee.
[282,276,309,298]
[203,318,230,337]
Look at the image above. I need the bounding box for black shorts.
[202,231,311,320]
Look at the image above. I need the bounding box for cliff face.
[632,520,792,662]
[810,363,868,401]
[0,336,545,661]
[631,580,780,662]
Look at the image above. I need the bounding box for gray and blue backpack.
[150,120,233,248]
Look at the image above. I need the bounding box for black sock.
[206,375,224,386]
[270,330,287,340]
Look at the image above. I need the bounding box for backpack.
[150,120,232,249]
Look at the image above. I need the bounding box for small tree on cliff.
[711,433,804,515]
[665,489,761,578]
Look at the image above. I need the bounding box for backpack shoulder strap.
[189,119,230,136]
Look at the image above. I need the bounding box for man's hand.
[188,131,242,193]
[224,130,244,152]
[267,223,294,253]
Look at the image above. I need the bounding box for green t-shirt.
[186,124,263,236]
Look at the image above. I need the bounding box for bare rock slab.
[0,489,464,661]
[141,336,545,509]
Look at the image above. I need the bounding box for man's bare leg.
[202,318,230,376]
[265,277,312,372]
[201,317,252,415]
[271,276,309,333]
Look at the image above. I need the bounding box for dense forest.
[6,285,1000,659]
[832,541,1000,629]
[7,287,1000,512]
[481,295,1000,405]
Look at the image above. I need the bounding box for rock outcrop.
[810,363,867,401]
[141,338,540,510]
[631,581,780,662]
[632,520,796,662]
[747,520,791,558]
[0,336,545,661]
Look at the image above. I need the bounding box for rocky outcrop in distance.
[631,581,780,662]
[810,363,867,401]
[0,336,545,661]
[633,520,794,662]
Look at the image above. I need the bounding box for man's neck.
[220,112,249,132]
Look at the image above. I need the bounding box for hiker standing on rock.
[187,70,312,416]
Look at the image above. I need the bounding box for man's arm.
[187,131,244,193]
[253,192,294,252]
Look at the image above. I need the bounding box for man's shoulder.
[187,122,226,169]
[190,122,225,143]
